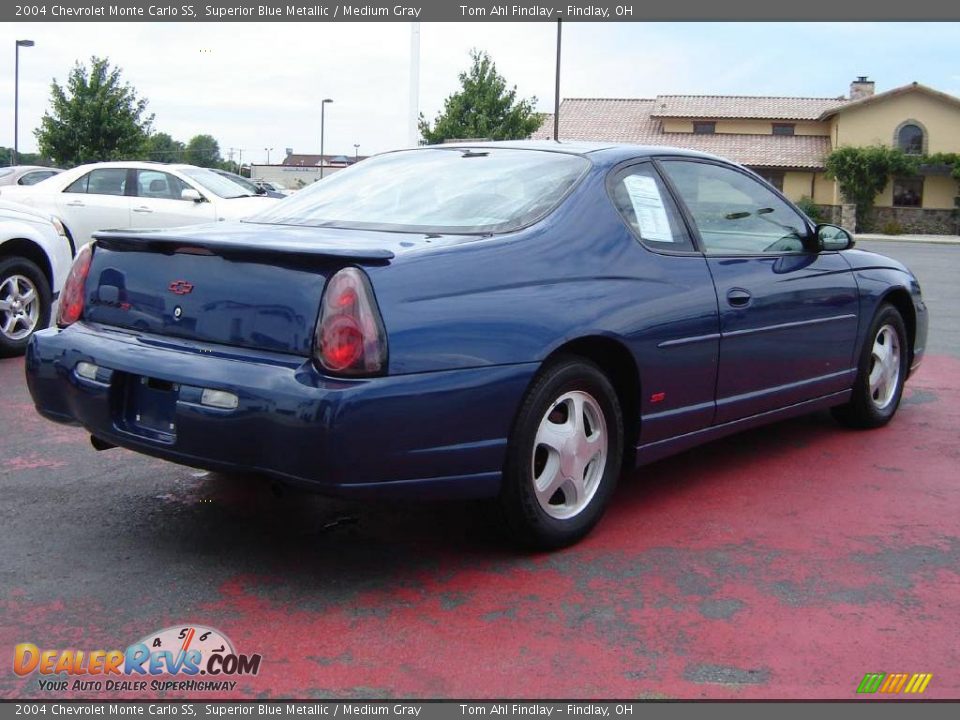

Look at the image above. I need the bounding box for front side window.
[897,124,924,155]
[893,177,923,207]
[609,164,693,251]
[660,160,809,255]
[136,170,190,200]
[249,148,590,234]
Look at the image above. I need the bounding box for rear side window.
[19,170,57,185]
[64,174,89,194]
[66,169,128,197]
[609,163,693,251]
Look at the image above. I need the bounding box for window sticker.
[622,174,674,242]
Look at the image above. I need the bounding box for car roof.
[63,161,207,172]
[10,165,61,173]
[420,140,727,168]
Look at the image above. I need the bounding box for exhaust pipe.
[90,435,116,451]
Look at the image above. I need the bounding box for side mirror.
[181,188,204,203]
[816,224,854,251]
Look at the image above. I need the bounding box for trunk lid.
[83,223,403,356]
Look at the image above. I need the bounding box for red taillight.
[57,243,94,327]
[315,267,387,375]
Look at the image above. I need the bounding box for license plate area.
[116,374,179,443]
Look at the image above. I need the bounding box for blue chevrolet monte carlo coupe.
[26,142,928,548]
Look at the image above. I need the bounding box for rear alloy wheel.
[0,257,51,358]
[832,303,908,429]
[500,357,623,549]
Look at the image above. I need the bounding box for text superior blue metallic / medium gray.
[25,142,928,547]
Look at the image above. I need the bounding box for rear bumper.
[25,323,537,500]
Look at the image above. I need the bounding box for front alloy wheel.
[832,303,908,429]
[867,324,901,410]
[0,257,52,358]
[0,274,41,342]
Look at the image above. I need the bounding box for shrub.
[795,196,823,223]
[880,220,903,235]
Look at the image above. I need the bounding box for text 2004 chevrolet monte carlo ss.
[26,142,928,548]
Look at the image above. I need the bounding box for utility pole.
[554,18,561,141]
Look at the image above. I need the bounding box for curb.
[855,235,960,246]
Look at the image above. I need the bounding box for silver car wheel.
[0,274,41,342]
[531,390,608,520]
[868,323,901,410]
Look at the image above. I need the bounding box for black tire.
[831,303,909,429]
[0,256,52,358]
[499,356,624,550]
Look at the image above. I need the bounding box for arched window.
[896,123,924,154]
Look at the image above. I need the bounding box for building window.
[892,177,923,207]
[693,121,716,135]
[772,123,796,136]
[896,123,925,155]
[753,170,785,191]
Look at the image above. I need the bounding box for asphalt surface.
[1,240,958,700]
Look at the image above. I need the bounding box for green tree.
[35,56,153,167]
[0,148,51,167]
[184,134,222,168]
[142,132,185,163]
[418,49,543,144]
[824,145,918,231]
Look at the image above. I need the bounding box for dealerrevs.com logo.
[14,625,262,693]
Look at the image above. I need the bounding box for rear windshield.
[247,147,590,234]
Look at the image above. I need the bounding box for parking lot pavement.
[2,242,958,701]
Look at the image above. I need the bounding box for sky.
[0,21,957,163]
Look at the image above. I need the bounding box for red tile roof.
[531,98,831,168]
[651,94,848,120]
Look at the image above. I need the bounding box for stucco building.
[534,78,960,233]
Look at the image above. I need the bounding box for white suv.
[1,161,280,249]
[0,201,72,356]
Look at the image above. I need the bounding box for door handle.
[65,201,84,207]
[132,206,153,213]
[726,288,752,307]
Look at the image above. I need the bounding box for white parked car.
[0,200,72,356]
[0,165,63,187]
[0,162,279,249]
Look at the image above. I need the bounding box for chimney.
[850,76,875,101]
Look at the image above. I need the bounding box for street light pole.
[353,143,359,162]
[13,39,35,167]
[320,98,333,179]
[265,147,273,165]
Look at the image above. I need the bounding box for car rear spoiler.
[92,230,396,262]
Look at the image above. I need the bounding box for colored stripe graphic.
[879,673,908,693]
[903,674,933,694]
[856,672,932,694]
[857,673,885,693]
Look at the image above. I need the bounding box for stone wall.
[866,207,959,235]
[810,204,842,225]
[811,204,958,235]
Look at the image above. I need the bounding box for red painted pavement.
[1,355,958,699]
